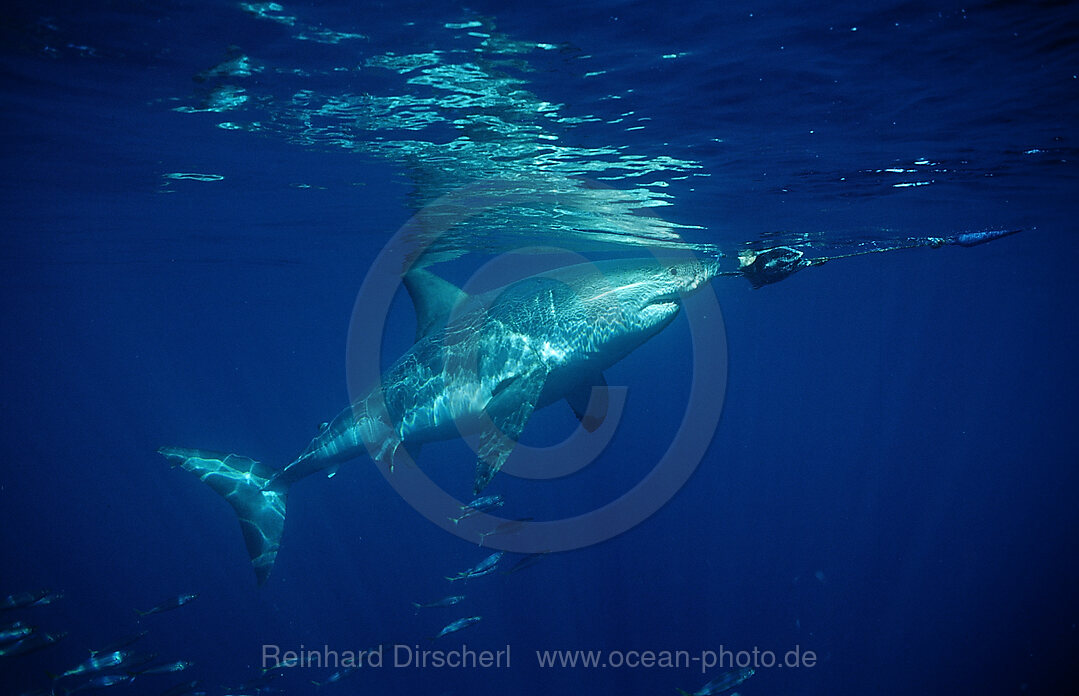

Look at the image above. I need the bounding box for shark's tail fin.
[158,447,287,585]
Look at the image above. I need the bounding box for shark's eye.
[669,267,678,276]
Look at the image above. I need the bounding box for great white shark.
[160,257,719,584]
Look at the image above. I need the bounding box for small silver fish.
[311,666,356,686]
[57,649,134,679]
[90,630,148,656]
[0,630,66,657]
[67,674,135,693]
[449,494,505,524]
[434,616,482,639]
[445,552,503,581]
[0,590,63,610]
[411,595,465,610]
[478,517,532,546]
[136,593,198,617]
[677,667,755,696]
[158,680,202,696]
[503,550,550,575]
[0,621,33,644]
[137,659,193,674]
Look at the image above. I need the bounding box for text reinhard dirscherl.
[262,644,818,673]
[263,643,511,670]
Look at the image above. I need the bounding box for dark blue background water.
[2,1,1077,694]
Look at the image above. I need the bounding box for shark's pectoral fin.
[565,372,609,433]
[474,422,528,494]
[473,370,545,494]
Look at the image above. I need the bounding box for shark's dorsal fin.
[565,372,609,433]
[403,269,468,342]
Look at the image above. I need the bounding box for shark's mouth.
[642,292,682,317]
[646,291,682,308]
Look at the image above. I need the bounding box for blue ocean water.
[2,1,1077,694]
